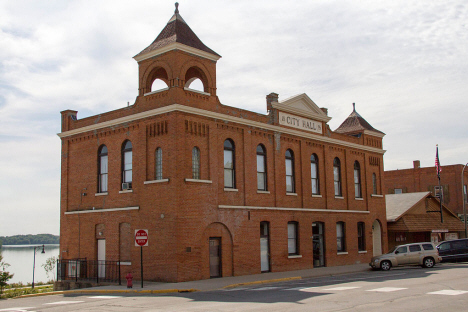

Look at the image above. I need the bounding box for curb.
[223,276,301,289]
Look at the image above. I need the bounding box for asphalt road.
[2,262,468,312]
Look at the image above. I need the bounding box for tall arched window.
[285,149,295,193]
[336,221,346,252]
[311,154,319,195]
[224,139,235,188]
[333,157,342,196]
[354,161,362,198]
[192,147,200,179]
[372,173,378,195]
[155,147,163,180]
[98,145,108,193]
[257,144,267,191]
[122,140,132,189]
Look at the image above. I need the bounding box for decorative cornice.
[58,104,385,154]
[133,42,221,63]
[65,206,139,215]
[219,205,370,214]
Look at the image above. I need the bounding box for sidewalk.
[60,263,371,295]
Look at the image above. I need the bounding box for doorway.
[372,220,382,256]
[209,237,222,278]
[312,222,325,267]
[97,239,106,278]
[260,222,270,272]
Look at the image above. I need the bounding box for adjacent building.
[386,192,465,250]
[59,5,387,282]
[385,161,468,217]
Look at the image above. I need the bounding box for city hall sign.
[279,112,322,134]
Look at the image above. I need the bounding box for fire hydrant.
[126,273,133,288]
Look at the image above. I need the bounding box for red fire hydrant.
[126,273,133,288]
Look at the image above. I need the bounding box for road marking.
[427,290,468,296]
[44,301,84,305]
[367,287,408,292]
[221,288,250,292]
[0,308,35,312]
[322,286,361,291]
[250,287,279,291]
[87,296,123,299]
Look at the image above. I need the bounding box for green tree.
[42,256,57,281]
[0,252,14,294]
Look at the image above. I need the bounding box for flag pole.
[436,145,444,223]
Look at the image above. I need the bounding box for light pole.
[32,245,45,289]
[462,163,468,238]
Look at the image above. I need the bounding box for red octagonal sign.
[135,229,148,247]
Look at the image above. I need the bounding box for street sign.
[135,229,148,247]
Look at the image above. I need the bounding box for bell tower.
[133,3,221,108]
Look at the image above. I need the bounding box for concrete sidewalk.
[61,263,371,295]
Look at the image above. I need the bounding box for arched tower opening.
[184,66,209,93]
[145,67,169,93]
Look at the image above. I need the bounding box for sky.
[0,1,467,237]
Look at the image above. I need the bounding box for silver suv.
[370,242,441,271]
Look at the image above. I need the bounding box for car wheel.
[423,257,435,268]
[380,260,391,271]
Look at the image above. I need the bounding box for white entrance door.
[372,220,382,256]
[97,239,106,278]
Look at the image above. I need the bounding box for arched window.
[311,154,319,195]
[98,145,108,193]
[185,78,204,92]
[372,173,378,195]
[192,147,200,179]
[155,147,163,180]
[257,144,267,191]
[151,79,168,92]
[285,149,295,193]
[122,140,132,189]
[288,221,299,255]
[354,161,362,198]
[333,158,342,196]
[224,139,235,188]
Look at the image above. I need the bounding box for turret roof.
[335,103,384,135]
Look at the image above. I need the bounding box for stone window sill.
[288,255,302,259]
[335,196,344,199]
[185,179,212,184]
[286,193,298,196]
[119,262,132,266]
[337,252,348,255]
[355,198,364,201]
[144,179,169,184]
[119,190,133,194]
[224,188,238,192]
[257,190,270,194]
[95,192,108,197]
[358,251,367,254]
[312,194,322,198]
[371,194,384,198]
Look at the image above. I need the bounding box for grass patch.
[0,285,53,299]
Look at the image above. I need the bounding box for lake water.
[1,244,60,285]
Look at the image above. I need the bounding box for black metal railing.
[57,258,121,284]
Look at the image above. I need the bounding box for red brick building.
[59,5,387,282]
[385,161,468,217]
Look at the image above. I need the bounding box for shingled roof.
[135,3,220,58]
[335,103,384,135]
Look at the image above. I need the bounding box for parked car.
[370,242,441,271]
[437,238,468,262]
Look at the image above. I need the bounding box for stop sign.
[135,229,148,247]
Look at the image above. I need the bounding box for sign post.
[135,229,148,288]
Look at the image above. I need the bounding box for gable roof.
[335,103,384,136]
[386,192,431,222]
[271,93,332,122]
[134,4,220,60]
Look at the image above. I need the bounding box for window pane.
[312,180,318,194]
[124,170,132,183]
[286,176,293,193]
[100,174,108,192]
[288,239,296,254]
[285,159,292,175]
[100,155,108,174]
[334,166,339,181]
[288,223,297,254]
[224,150,233,169]
[355,184,361,198]
[334,182,340,196]
[124,151,132,170]
[354,169,359,183]
[257,172,265,190]
[336,223,342,236]
[224,169,233,188]
[311,163,317,179]
[257,155,265,172]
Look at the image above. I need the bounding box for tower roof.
[135,3,220,60]
[335,103,384,136]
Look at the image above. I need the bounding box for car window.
[452,241,465,249]
[422,244,434,250]
[395,246,408,254]
[438,242,450,251]
[409,245,421,252]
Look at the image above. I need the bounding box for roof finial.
[352,102,356,112]
[175,2,179,14]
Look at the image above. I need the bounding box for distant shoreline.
[1,244,60,248]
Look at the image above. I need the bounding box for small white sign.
[278,112,322,134]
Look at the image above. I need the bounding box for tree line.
[0,234,59,246]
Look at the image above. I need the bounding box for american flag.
[435,145,441,177]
